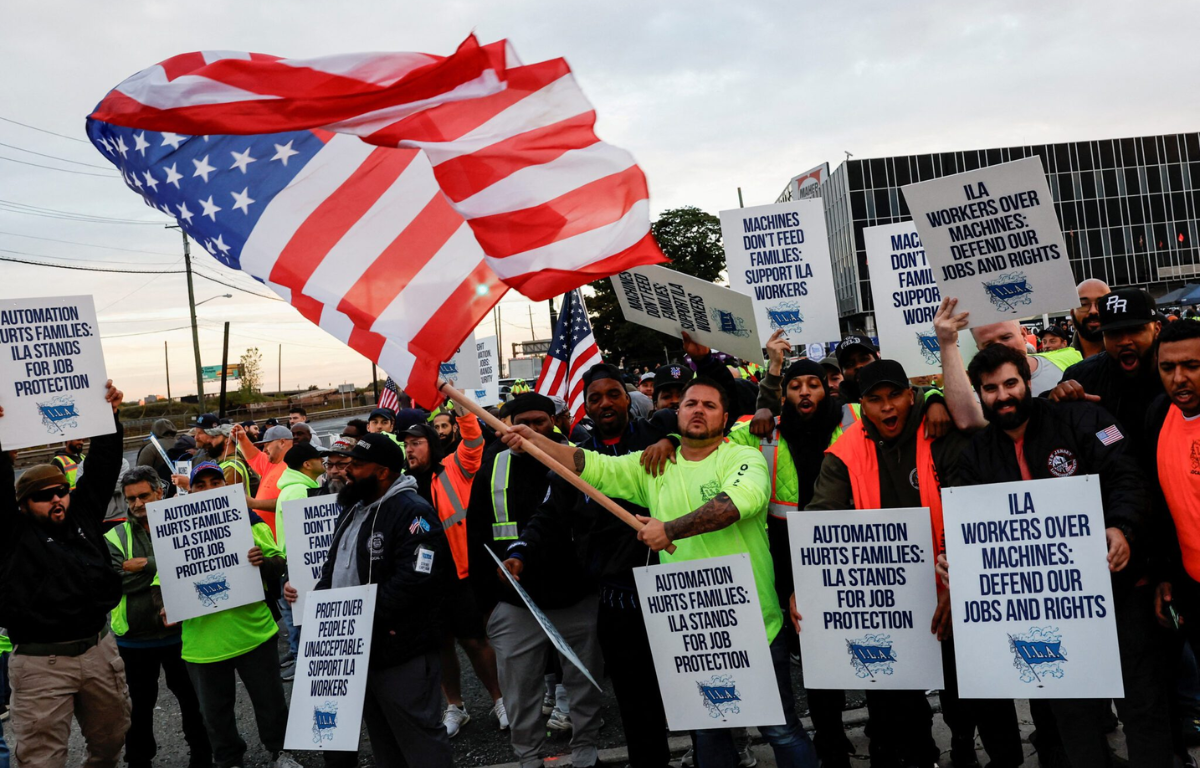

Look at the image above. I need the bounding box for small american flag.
[87,37,665,407]
[377,377,402,413]
[1096,425,1124,446]
[535,289,602,427]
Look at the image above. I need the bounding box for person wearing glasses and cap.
[0,380,131,768]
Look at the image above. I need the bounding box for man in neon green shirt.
[501,377,818,768]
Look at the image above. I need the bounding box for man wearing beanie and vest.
[947,343,1168,768]
[106,465,210,768]
[728,334,857,767]
[468,392,605,768]
[401,414,508,736]
[801,359,1004,768]
[501,377,819,768]
[0,380,130,768]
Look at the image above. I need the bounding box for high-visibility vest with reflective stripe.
[53,453,84,489]
[220,457,252,495]
[490,450,520,540]
[104,522,136,636]
[749,404,859,519]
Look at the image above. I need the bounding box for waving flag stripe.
[534,290,602,427]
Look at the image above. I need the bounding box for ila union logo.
[37,395,80,436]
[847,634,896,680]
[710,308,752,338]
[916,331,942,366]
[983,272,1034,313]
[312,701,338,743]
[193,573,231,608]
[766,302,804,334]
[1009,627,1067,685]
[697,675,741,719]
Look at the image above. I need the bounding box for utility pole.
[218,321,230,418]
[164,340,172,402]
[372,363,379,403]
[527,305,535,338]
[548,297,558,330]
[737,187,744,208]
[277,343,282,394]
[170,227,206,413]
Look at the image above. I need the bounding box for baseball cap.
[549,395,569,416]
[1097,288,1157,333]
[581,363,624,389]
[1040,326,1069,341]
[836,335,879,367]
[400,422,437,441]
[323,436,357,455]
[329,432,405,471]
[639,372,656,383]
[189,461,224,484]
[857,359,911,396]
[264,418,279,427]
[239,420,257,429]
[192,413,220,430]
[369,407,396,423]
[284,443,324,469]
[15,464,68,503]
[652,364,693,394]
[256,425,293,443]
[818,354,842,372]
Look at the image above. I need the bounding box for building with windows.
[783,133,1200,330]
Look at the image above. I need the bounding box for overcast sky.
[4,0,1199,399]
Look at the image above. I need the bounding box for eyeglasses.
[29,485,70,503]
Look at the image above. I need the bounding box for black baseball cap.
[400,422,438,442]
[1097,288,1157,333]
[581,363,624,389]
[836,335,879,366]
[369,407,397,423]
[652,364,693,394]
[1040,326,1069,341]
[857,359,911,396]
[284,443,324,470]
[328,432,405,471]
[192,413,220,429]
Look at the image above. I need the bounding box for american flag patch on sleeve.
[1096,425,1124,445]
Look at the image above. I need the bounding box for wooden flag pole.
[438,380,676,555]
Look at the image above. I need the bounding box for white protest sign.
[440,330,481,391]
[863,222,958,376]
[633,554,784,731]
[610,265,763,363]
[147,485,265,623]
[285,584,376,752]
[721,200,841,349]
[0,295,114,451]
[470,334,500,405]
[902,156,1075,325]
[788,508,944,690]
[487,548,601,690]
[283,494,342,623]
[942,475,1123,698]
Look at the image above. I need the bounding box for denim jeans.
[692,633,819,768]
[277,580,300,658]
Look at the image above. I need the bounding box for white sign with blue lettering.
[283,493,342,623]
[721,200,841,350]
[788,507,944,690]
[633,553,784,730]
[469,334,500,405]
[609,264,764,364]
[0,294,114,451]
[942,475,1123,698]
[147,485,264,624]
[864,222,958,377]
[439,330,480,391]
[901,156,1075,326]
[285,584,377,751]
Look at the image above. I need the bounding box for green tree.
[239,347,263,394]
[587,206,725,366]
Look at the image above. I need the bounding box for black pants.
[186,638,288,768]
[118,641,210,766]
[938,637,1023,767]
[767,517,800,657]
[863,690,937,768]
[362,650,453,768]
[597,586,671,768]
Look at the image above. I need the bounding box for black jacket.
[315,475,453,668]
[1142,394,1191,584]
[512,409,676,593]
[1061,351,1164,458]
[0,421,125,643]
[958,398,1146,576]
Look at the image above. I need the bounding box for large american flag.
[535,290,602,427]
[86,36,665,407]
[377,376,402,412]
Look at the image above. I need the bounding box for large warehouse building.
[779,133,1200,331]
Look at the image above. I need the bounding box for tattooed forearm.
[663,493,740,541]
[573,448,585,473]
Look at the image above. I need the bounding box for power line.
[0,198,162,223]
[0,115,89,143]
[0,155,120,178]
[0,203,164,226]
[0,252,184,274]
[0,245,176,267]
[0,230,176,257]
[105,325,194,339]
[191,270,284,301]
[0,140,116,169]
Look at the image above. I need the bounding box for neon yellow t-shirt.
[0,633,10,654]
[181,520,283,664]
[580,441,781,643]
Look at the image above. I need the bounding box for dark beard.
[778,394,842,509]
[1073,312,1102,343]
[437,434,456,454]
[337,474,380,508]
[982,391,1033,431]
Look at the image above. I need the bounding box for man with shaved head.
[1070,278,1111,359]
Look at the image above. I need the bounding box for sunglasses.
[29,485,70,503]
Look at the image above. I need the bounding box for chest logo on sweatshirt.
[699,480,721,502]
[368,532,385,559]
[1047,449,1078,477]
[908,469,920,489]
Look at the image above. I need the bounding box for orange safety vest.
[826,417,945,587]
[430,413,484,579]
[1158,406,1200,582]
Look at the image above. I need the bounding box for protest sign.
[470,334,500,405]
[942,475,1123,698]
[285,584,376,752]
[902,156,1075,325]
[609,265,763,363]
[633,554,784,730]
[147,485,265,623]
[440,330,481,391]
[487,548,601,690]
[788,508,944,690]
[863,222,958,376]
[0,295,114,450]
[721,200,841,349]
[283,494,342,622]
